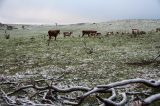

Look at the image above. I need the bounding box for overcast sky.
[0,0,160,25]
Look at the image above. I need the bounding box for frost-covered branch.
[97,93,127,106]
[1,78,160,106]
[143,93,160,106]
[97,78,160,89]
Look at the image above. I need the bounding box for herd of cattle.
[48,28,160,40]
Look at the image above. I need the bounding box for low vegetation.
[0,19,160,105]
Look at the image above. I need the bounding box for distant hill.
[1,19,160,36]
[53,19,160,35]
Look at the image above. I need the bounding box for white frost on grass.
[134,68,160,80]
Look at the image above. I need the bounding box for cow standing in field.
[63,32,73,37]
[96,32,101,36]
[156,28,160,32]
[48,30,60,40]
[132,29,140,37]
[139,31,146,35]
[116,32,119,35]
[106,32,114,36]
[82,30,97,37]
[91,32,102,38]
[121,32,125,35]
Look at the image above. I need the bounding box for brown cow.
[122,32,130,35]
[63,32,73,37]
[139,31,146,35]
[132,29,140,37]
[116,32,119,35]
[96,32,101,36]
[48,30,60,40]
[106,32,114,36]
[82,30,97,37]
[121,32,125,35]
[156,28,160,32]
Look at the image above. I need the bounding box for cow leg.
[135,34,137,37]
[88,34,91,37]
[47,39,50,46]
[131,34,133,38]
[94,34,96,38]
[83,33,87,37]
[82,33,84,37]
[49,36,52,40]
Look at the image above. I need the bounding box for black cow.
[132,29,140,37]
[48,30,60,40]
[156,28,160,32]
[82,30,97,37]
[63,32,73,37]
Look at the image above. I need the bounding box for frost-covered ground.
[0,19,160,85]
[0,19,160,105]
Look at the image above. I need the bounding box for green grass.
[0,20,160,105]
[0,29,160,86]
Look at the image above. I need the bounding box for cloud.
[0,0,5,7]
[0,0,160,24]
[0,7,93,24]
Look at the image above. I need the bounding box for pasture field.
[0,19,160,105]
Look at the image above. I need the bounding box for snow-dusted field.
[0,19,160,105]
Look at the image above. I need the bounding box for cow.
[7,25,13,30]
[156,28,160,32]
[63,32,73,37]
[125,32,130,35]
[148,30,155,34]
[139,31,146,35]
[106,32,114,36]
[116,32,119,35]
[132,29,140,37]
[48,30,60,40]
[121,32,125,35]
[82,30,97,37]
[120,32,130,37]
[96,32,101,36]
[94,32,102,39]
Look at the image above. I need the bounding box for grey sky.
[0,0,160,24]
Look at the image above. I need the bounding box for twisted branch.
[1,78,160,106]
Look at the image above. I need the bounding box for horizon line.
[1,19,160,26]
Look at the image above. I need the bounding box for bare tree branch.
[97,78,160,89]
[143,93,160,106]
[1,89,16,105]
[1,78,160,106]
[97,93,127,106]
